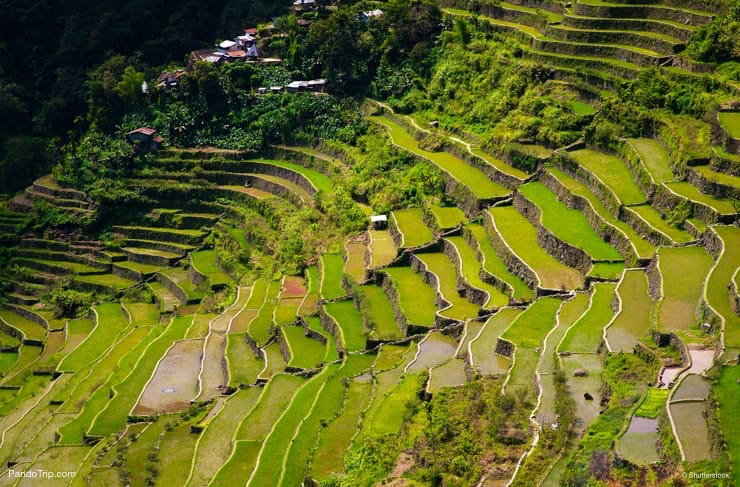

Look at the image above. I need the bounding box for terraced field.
[1,2,738,482]
[371,116,511,201]
[487,205,584,291]
[415,252,481,321]
[656,246,714,331]
[391,208,433,248]
[605,270,653,352]
[519,182,622,260]
[567,149,648,205]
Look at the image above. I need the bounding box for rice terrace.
[0,0,738,485]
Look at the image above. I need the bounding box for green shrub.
[51,288,94,318]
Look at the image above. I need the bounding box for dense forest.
[0,0,738,485]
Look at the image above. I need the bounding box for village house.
[361,9,384,21]
[292,0,315,11]
[127,128,163,151]
[156,69,186,90]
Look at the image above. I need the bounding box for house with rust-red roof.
[127,128,163,151]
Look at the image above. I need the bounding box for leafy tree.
[686,1,740,63]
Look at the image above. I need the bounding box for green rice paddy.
[445,236,510,309]
[718,111,740,139]
[57,304,128,372]
[372,116,511,199]
[487,206,584,290]
[465,223,535,301]
[282,326,326,369]
[635,388,669,418]
[627,138,674,183]
[501,297,561,348]
[343,241,366,283]
[568,149,647,205]
[0,310,46,342]
[324,300,367,352]
[416,253,481,321]
[547,168,655,260]
[247,367,333,486]
[88,315,193,436]
[718,365,740,484]
[430,205,467,230]
[518,181,623,260]
[669,400,712,463]
[320,253,345,300]
[190,249,232,286]
[657,246,714,331]
[559,282,616,353]
[249,280,281,346]
[606,270,653,353]
[368,229,397,268]
[469,308,521,376]
[382,267,438,327]
[626,204,694,243]
[391,208,434,247]
[358,285,404,340]
[694,164,740,188]
[664,181,738,215]
[706,226,740,348]
[226,334,262,387]
[250,158,333,194]
[469,147,530,179]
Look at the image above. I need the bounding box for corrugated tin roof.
[127,127,156,136]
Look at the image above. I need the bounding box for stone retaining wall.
[440,239,490,309]
[112,226,204,246]
[317,305,342,353]
[267,146,339,178]
[124,249,176,268]
[513,190,593,275]
[188,260,208,287]
[572,2,712,26]
[482,211,539,292]
[408,253,458,328]
[533,38,667,67]
[524,51,640,80]
[112,264,143,282]
[716,111,740,156]
[540,170,642,266]
[495,338,515,358]
[156,272,188,304]
[645,254,661,302]
[562,15,694,42]
[123,240,188,256]
[378,272,409,335]
[277,328,292,364]
[203,161,318,196]
[20,238,69,252]
[687,167,740,201]
[616,140,661,200]
[545,26,682,55]
[459,227,518,300]
[710,150,740,177]
[31,180,88,202]
[620,207,673,247]
[5,303,49,331]
[388,214,404,248]
[442,140,524,190]
[15,248,110,271]
[552,151,622,216]
[731,272,740,317]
